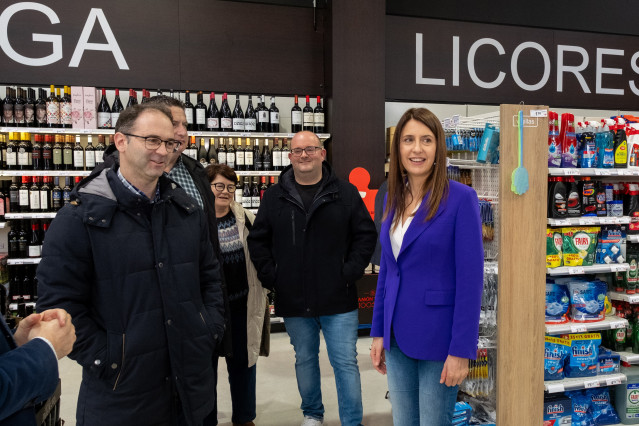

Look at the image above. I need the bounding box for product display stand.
[496,104,548,425]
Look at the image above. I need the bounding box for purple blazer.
[370,180,484,361]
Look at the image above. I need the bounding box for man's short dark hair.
[115,103,173,135]
[147,95,185,110]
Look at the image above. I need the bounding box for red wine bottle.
[256,95,269,132]
[35,88,47,127]
[220,93,233,131]
[60,86,72,128]
[184,90,194,131]
[207,92,220,131]
[126,89,138,108]
[14,88,25,127]
[3,86,15,126]
[73,135,85,171]
[111,89,124,126]
[46,85,59,128]
[97,88,111,129]
[291,95,302,132]
[269,96,279,133]
[41,134,53,170]
[28,222,41,258]
[32,134,42,170]
[25,88,36,127]
[195,91,207,131]
[39,176,51,212]
[244,95,257,132]
[85,135,96,170]
[232,95,245,132]
[314,96,325,133]
[303,95,313,131]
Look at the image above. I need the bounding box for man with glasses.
[37,103,225,426]
[248,131,376,426]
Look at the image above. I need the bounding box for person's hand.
[27,309,76,359]
[370,337,386,375]
[13,313,44,347]
[440,355,469,387]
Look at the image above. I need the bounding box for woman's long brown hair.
[384,108,449,229]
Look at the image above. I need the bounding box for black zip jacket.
[247,162,377,317]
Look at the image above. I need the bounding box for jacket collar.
[279,161,339,208]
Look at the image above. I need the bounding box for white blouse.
[390,205,419,260]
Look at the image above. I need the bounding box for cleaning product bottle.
[603,119,616,168]
[581,176,597,216]
[548,111,562,167]
[615,117,629,168]
[580,122,596,168]
[595,181,607,217]
[549,177,567,218]
[614,365,639,424]
[576,121,585,165]
[561,113,578,168]
[566,177,582,218]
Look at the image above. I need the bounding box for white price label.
[584,380,600,389]
[579,218,596,225]
[218,132,228,137]
[240,133,251,137]
[611,321,626,329]
[600,218,613,224]
[191,132,202,136]
[12,260,23,265]
[606,377,622,386]
[287,133,295,138]
[610,265,626,272]
[530,109,548,117]
[554,219,570,226]
[570,325,587,333]
[620,169,632,176]
[564,169,580,176]
[265,133,275,137]
[546,383,565,393]
[9,214,24,219]
[81,129,92,134]
[569,267,585,275]
[595,169,612,176]
[451,115,460,126]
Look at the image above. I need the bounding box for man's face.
[289,132,325,177]
[170,106,188,154]
[118,110,174,185]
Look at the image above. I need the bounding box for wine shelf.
[0,171,91,177]
[5,213,57,219]
[7,258,41,265]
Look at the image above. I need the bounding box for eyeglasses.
[211,183,237,193]
[290,146,323,157]
[122,133,182,153]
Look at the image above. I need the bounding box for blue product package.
[598,350,620,375]
[477,123,496,163]
[567,390,596,426]
[596,226,627,264]
[546,281,570,324]
[563,333,602,378]
[568,280,607,323]
[544,395,572,426]
[585,387,620,425]
[545,336,570,380]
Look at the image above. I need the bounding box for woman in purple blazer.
[370,108,484,425]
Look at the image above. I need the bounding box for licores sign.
[0,2,128,69]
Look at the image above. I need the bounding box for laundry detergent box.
[544,394,572,426]
[547,228,564,268]
[562,227,600,266]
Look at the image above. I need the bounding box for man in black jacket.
[248,131,377,426]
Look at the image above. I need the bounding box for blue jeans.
[386,336,458,426]
[283,309,363,426]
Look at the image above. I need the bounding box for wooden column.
[325,0,386,188]
[497,104,548,425]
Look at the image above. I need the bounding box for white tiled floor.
[58,332,393,425]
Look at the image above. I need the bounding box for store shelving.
[629,235,639,243]
[5,213,57,220]
[7,258,41,265]
[0,171,91,177]
[547,217,631,227]
[548,168,639,177]
[608,291,639,304]
[617,350,639,364]
[545,315,628,335]
[547,264,629,276]
[236,171,281,177]
[544,372,626,393]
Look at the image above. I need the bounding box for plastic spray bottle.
[614,117,628,168]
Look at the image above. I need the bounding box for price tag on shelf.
[579,218,596,225]
[570,325,588,333]
[569,267,585,275]
[600,218,614,224]
[81,129,92,134]
[620,169,632,176]
[287,133,295,138]
[583,380,600,389]
[606,377,623,386]
[530,109,548,117]
[546,383,565,393]
[553,219,570,226]
[218,132,228,137]
[595,169,612,176]
[11,260,23,265]
[8,214,24,219]
[265,133,274,137]
[611,321,626,329]
[610,264,626,272]
[451,115,460,126]
[564,169,580,176]
[240,133,251,137]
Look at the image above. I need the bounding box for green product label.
[63,148,72,164]
[53,149,62,165]
[628,386,639,417]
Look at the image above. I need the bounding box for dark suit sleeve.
[342,184,378,283]
[197,211,225,340]
[0,338,58,421]
[247,190,277,290]
[449,187,484,359]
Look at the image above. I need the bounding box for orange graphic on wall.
[349,167,377,219]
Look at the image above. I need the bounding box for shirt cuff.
[33,336,58,359]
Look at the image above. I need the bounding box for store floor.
[58,332,393,425]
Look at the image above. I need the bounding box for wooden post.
[497,104,548,425]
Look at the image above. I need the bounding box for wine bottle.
[235,176,243,204]
[269,96,280,133]
[141,89,150,103]
[73,135,85,170]
[111,89,124,127]
[251,177,260,208]
[184,91,194,131]
[40,176,51,212]
[18,176,29,212]
[188,136,198,160]
[281,138,291,168]
[63,135,73,170]
[85,135,96,170]
[3,87,14,126]
[259,176,268,200]
[14,88,25,127]
[256,95,269,132]
[41,134,52,171]
[46,85,59,128]
[195,91,207,131]
[242,177,251,208]
[217,138,227,165]
[226,138,236,169]
[252,138,262,171]
[0,135,5,170]
[220,93,233,131]
[291,95,302,132]
[262,139,272,171]
[314,96,325,133]
[126,89,138,108]
[235,138,245,171]
[28,222,41,258]
[97,88,111,129]
[9,177,19,213]
[0,183,5,221]
[25,88,36,127]
[232,95,245,132]
[7,221,17,258]
[207,137,218,164]
[272,138,282,171]
[207,92,220,131]
[35,88,47,127]
[5,132,17,170]
[29,177,41,212]
[245,95,257,132]
[32,134,42,170]
[52,135,63,170]
[269,176,276,187]
[303,95,313,131]
[95,135,106,166]
[60,86,72,128]
[62,177,72,206]
[18,222,28,257]
[51,177,62,211]
[17,132,31,171]
[244,138,254,170]
[198,137,208,166]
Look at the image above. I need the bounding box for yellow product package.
[561,227,600,266]
[546,228,563,268]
